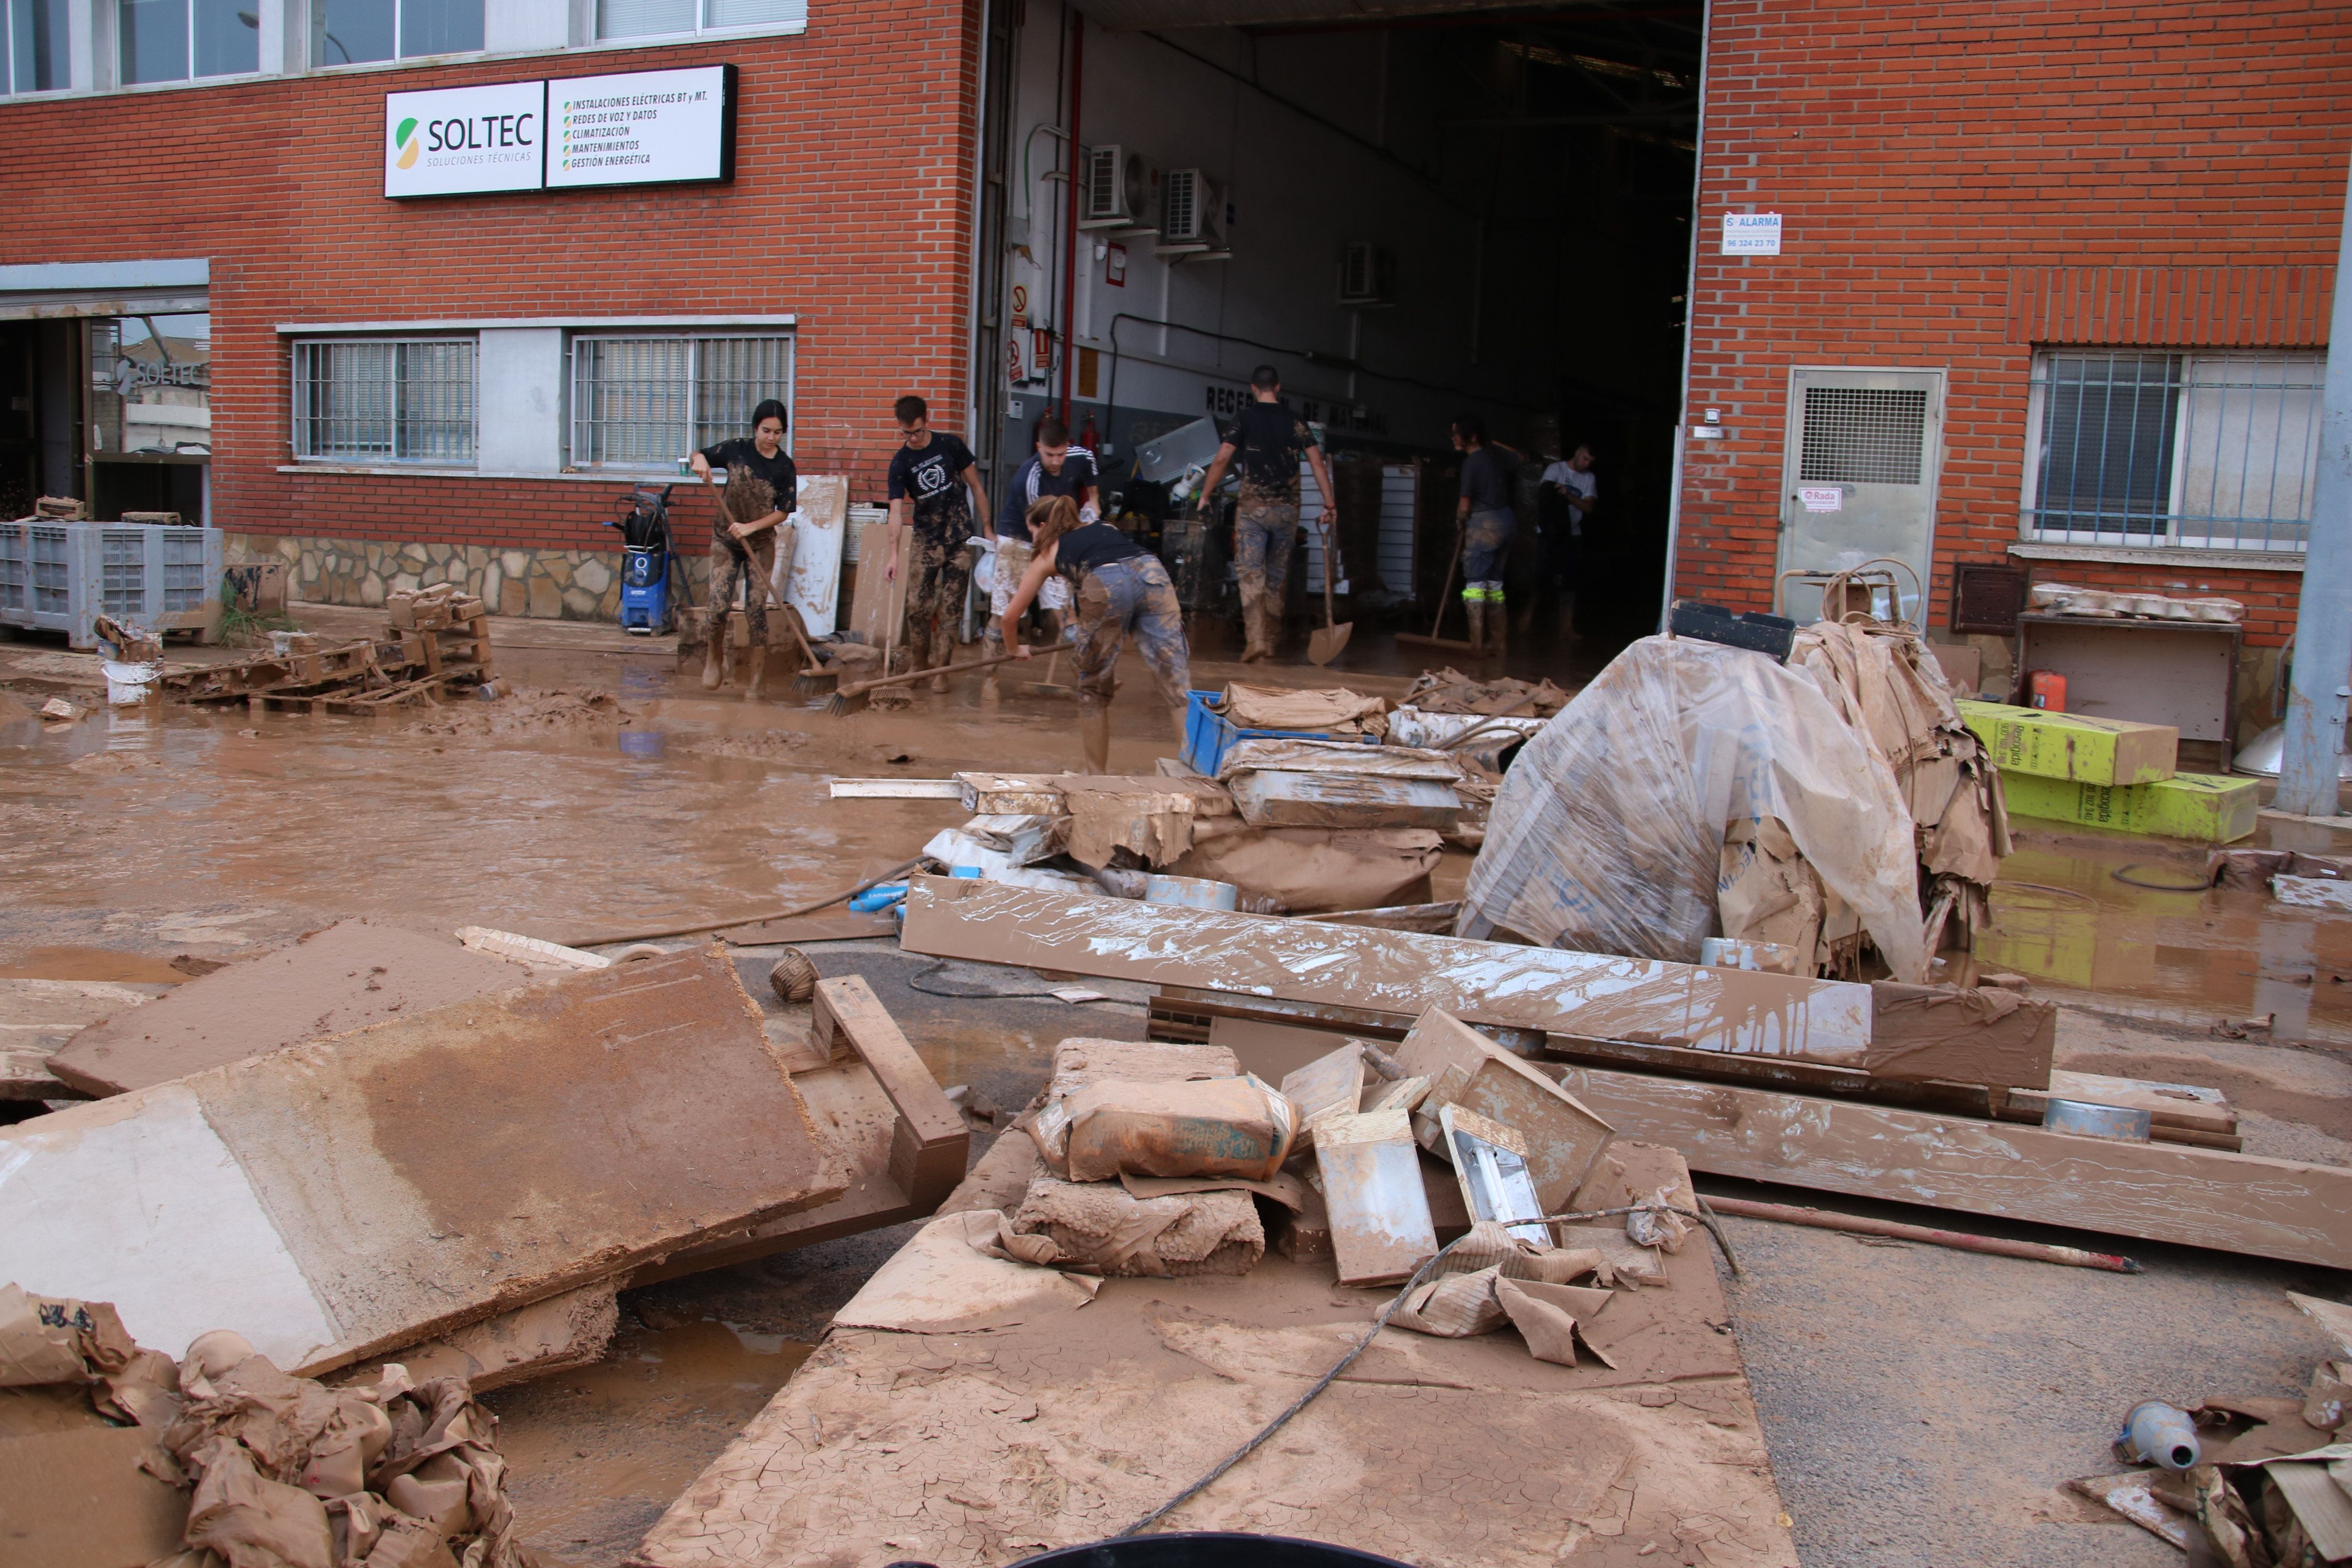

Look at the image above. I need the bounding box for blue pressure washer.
[601,484,687,635]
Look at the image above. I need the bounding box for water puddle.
[0,945,188,983]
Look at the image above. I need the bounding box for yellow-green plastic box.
[1958,700,2178,786]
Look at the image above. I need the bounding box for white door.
[1776,366,1947,624]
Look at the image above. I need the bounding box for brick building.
[1668,0,2349,742]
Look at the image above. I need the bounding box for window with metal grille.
[291,339,478,465]
[2024,349,2322,551]
[569,334,793,469]
[1798,387,1929,486]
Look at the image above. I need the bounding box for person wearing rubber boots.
[688,399,797,699]
[1194,365,1335,663]
[884,394,993,692]
[1451,413,1522,661]
[999,496,1191,774]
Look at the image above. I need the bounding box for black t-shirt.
[1218,401,1316,507]
[1053,520,1147,581]
[698,438,798,546]
[887,432,978,540]
[1458,446,1513,513]
[997,448,1101,541]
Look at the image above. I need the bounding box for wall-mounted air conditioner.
[1081,145,1160,231]
[1339,242,1396,308]
[1157,168,1229,258]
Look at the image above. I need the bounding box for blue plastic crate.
[1180,689,1378,776]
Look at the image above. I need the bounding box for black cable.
[902,955,1114,1002]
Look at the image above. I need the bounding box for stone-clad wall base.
[229,534,714,622]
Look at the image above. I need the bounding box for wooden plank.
[826,777,965,799]
[1228,769,1462,830]
[809,974,968,1212]
[902,877,1876,1065]
[47,918,531,1098]
[1549,1062,2352,1269]
[2,947,846,1375]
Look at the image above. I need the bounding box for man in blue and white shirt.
[986,415,1098,651]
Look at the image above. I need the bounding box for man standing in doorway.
[1195,366,1336,663]
[885,395,993,692]
[986,414,1098,657]
[1536,443,1596,620]
[1452,414,1522,660]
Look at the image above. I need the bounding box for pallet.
[246,669,481,717]
[165,640,385,703]
[396,616,492,677]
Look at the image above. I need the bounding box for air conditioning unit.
[1158,168,1226,251]
[1081,145,1159,230]
[1338,242,1396,308]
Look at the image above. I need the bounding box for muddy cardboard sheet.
[633,1140,1797,1568]
[0,947,843,1376]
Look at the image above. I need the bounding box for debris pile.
[1400,667,1572,718]
[161,585,499,717]
[2073,1291,2352,1562]
[0,1283,529,1568]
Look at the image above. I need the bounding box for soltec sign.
[384,65,736,199]
[384,80,545,197]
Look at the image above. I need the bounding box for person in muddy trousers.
[1451,413,1522,661]
[1000,495,1190,774]
[1194,365,1336,664]
[985,414,1096,660]
[688,399,798,700]
[885,394,993,692]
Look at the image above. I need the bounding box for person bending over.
[687,398,797,699]
[999,496,1191,774]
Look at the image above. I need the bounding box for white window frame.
[309,0,485,69]
[567,330,795,471]
[115,0,264,88]
[594,0,808,45]
[2020,346,2323,555]
[289,334,481,466]
[1,0,71,95]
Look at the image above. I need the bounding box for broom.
[825,638,1074,717]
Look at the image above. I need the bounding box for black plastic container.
[890,1534,1414,1568]
[1668,598,1798,662]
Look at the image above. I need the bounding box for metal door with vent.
[1776,366,1947,624]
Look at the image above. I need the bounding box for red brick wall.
[0,3,982,559]
[1675,0,2350,646]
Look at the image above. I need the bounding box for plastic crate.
[1180,689,1379,776]
[0,520,224,647]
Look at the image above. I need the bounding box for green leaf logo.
[394,116,421,170]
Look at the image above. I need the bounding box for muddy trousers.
[904,534,972,672]
[708,534,776,647]
[1074,557,1193,718]
[1231,500,1299,655]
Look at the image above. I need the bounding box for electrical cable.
[560,856,925,948]
[903,955,1114,1001]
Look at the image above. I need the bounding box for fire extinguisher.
[1076,410,1102,452]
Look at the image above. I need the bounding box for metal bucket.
[1144,874,1239,911]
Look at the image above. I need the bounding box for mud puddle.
[1975,830,2352,1043]
[0,945,189,983]
[486,1315,814,1567]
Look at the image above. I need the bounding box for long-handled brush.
[825,639,1072,717]
[780,605,835,700]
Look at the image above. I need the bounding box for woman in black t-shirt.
[999,496,1193,773]
[687,399,798,697]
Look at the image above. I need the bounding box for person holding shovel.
[688,399,797,700]
[999,496,1190,774]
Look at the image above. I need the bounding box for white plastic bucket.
[101,659,161,706]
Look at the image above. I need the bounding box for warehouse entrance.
[971,0,1701,656]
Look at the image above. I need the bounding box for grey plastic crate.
[0,521,224,647]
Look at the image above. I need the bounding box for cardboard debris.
[1280,1041,1367,1148]
[832,1211,1101,1333]
[1957,698,2177,785]
[1056,775,1235,869]
[1217,683,1389,733]
[2068,1470,2197,1550]
[46,918,538,1098]
[1228,770,1464,831]
[631,1139,1792,1568]
[2002,769,2257,843]
[1,946,845,1376]
[1008,1175,1264,1276]
[1394,1007,1615,1214]
[1166,821,1444,913]
[1032,1074,1297,1183]
[1402,667,1571,717]
[1213,736,1464,783]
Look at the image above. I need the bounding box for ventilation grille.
[1163,170,1200,242]
[1798,386,1929,486]
[1084,146,1125,222]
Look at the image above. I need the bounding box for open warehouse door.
[971,0,1701,668]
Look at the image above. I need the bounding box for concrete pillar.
[2275,157,2352,818]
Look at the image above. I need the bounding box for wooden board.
[0,979,165,1098]
[0,947,844,1374]
[901,876,1875,1065]
[846,517,907,648]
[46,918,535,1098]
[631,1140,1795,1568]
[1549,1062,2352,1269]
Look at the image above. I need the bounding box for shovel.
[1308,514,1353,666]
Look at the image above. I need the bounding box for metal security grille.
[161,530,208,611]
[1798,387,1929,486]
[101,530,144,616]
[571,335,793,468]
[2027,350,2322,549]
[292,339,477,464]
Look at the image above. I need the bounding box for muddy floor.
[6,606,2352,1567]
